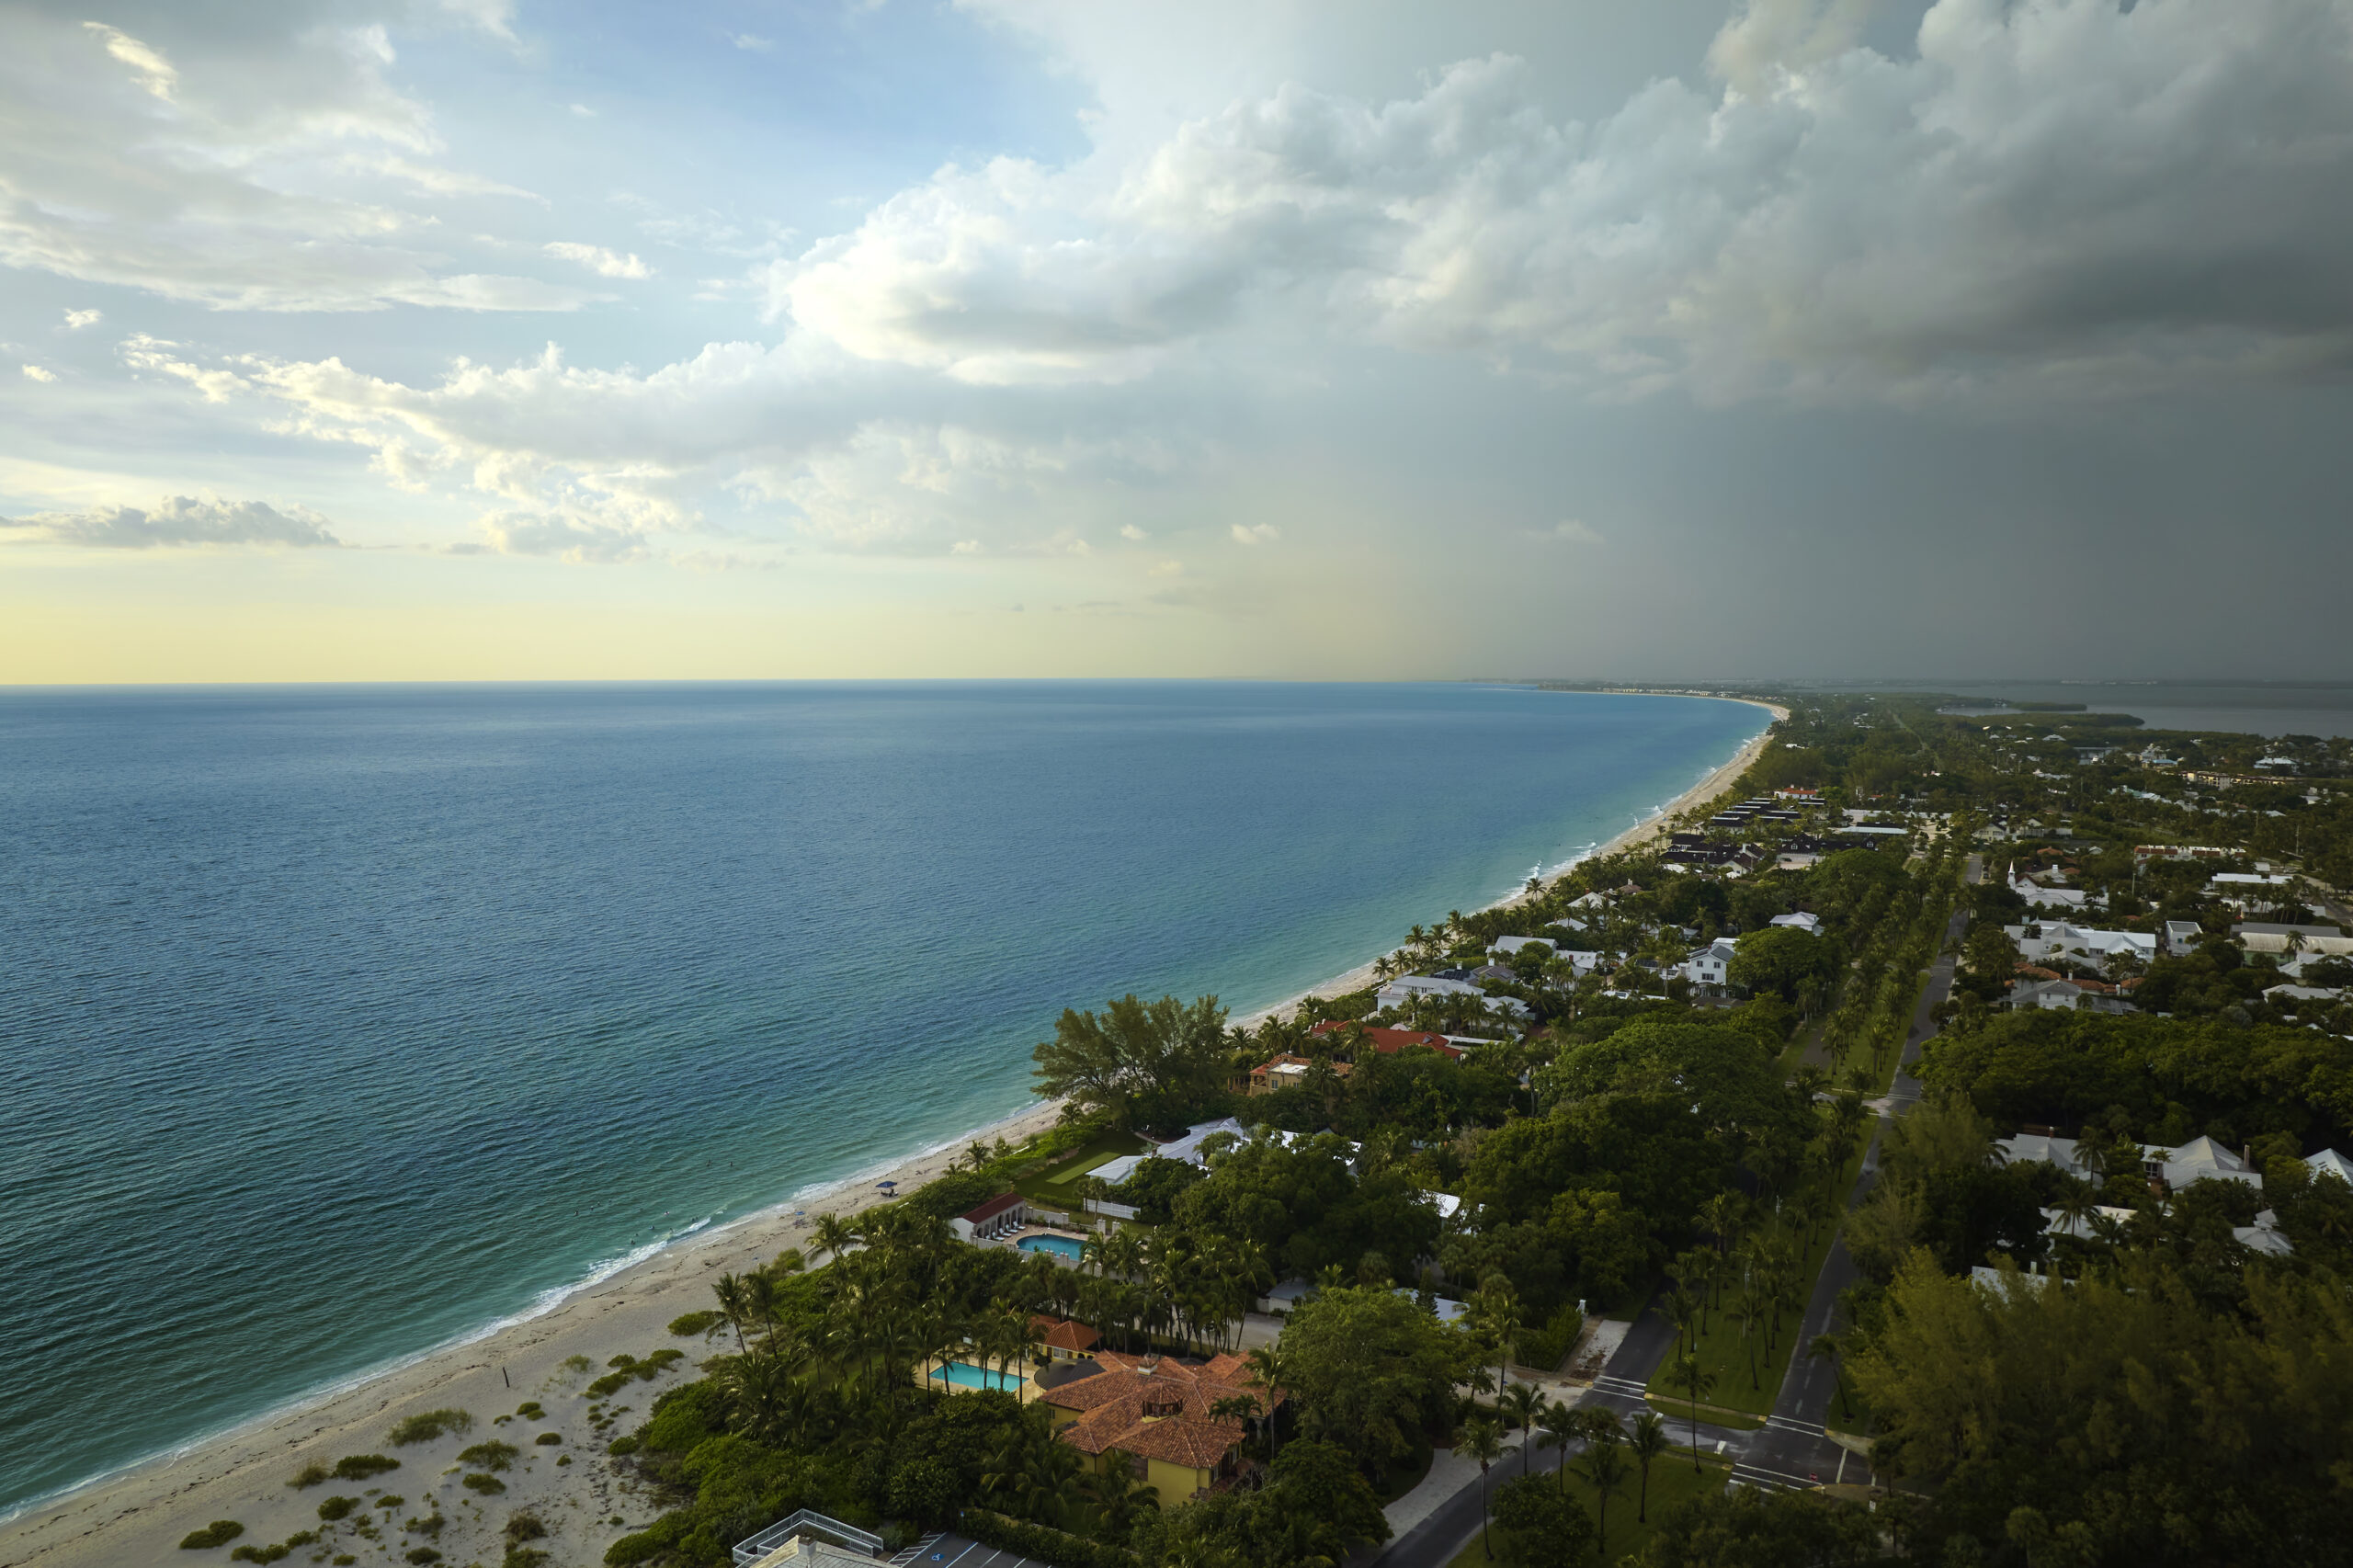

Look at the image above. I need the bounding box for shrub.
[375,1496,406,1511]
[404,1514,445,1539]
[335,1558,357,1566]
[333,1455,401,1481]
[585,1348,687,1400]
[959,1508,1142,1568]
[666,1310,725,1338]
[457,1440,520,1472]
[514,1402,545,1420]
[179,1520,245,1550]
[287,1463,330,1490]
[387,1410,472,1447]
[227,1546,286,1564]
[405,1551,443,1566]
[316,1496,359,1522]
[534,1432,562,1447]
[504,1512,549,1545]
[463,1473,507,1494]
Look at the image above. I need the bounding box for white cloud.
[21,364,57,383]
[1148,558,1182,576]
[544,243,653,279]
[1230,522,1279,545]
[479,509,646,562]
[0,494,343,549]
[0,5,597,312]
[1543,518,1603,544]
[63,309,103,330]
[767,0,2353,401]
[569,102,597,117]
[1120,523,1147,540]
[730,33,775,52]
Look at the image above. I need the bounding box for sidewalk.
[1382,1431,1527,1538]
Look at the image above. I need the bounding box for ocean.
[0,680,1761,1515]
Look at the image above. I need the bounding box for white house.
[1682,937,1740,989]
[950,1192,1029,1243]
[2307,1149,2353,1186]
[2006,977,2131,1013]
[2009,869,2089,910]
[1151,1117,1252,1166]
[1768,912,1822,935]
[2003,922,2156,966]
[2160,920,2203,956]
[1489,935,1555,960]
[1376,975,1533,1022]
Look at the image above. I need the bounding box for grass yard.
[1009,1130,1147,1206]
[1447,1454,1733,1567]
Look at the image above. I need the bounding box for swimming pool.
[930,1361,1021,1392]
[1017,1233,1086,1263]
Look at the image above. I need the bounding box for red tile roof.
[959,1191,1024,1224]
[1308,1021,1463,1061]
[1029,1315,1100,1354]
[1039,1351,1281,1471]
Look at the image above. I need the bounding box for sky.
[4,0,2352,683]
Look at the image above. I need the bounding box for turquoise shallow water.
[0,680,1759,1515]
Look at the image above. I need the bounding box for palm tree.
[1461,1414,1504,1560]
[1664,1284,1699,1361]
[1499,1381,1545,1476]
[1805,1332,1855,1422]
[1534,1399,1577,1489]
[1084,1449,1160,1539]
[1244,1344,1288,1455]
[1575,1436,1629,1560]
[1626,1411,1670,1523]
[811,1211,858,1264]
[1665,1355,1716,1471]
[712,1273,753,1357]
[1731,1289,1766,1392]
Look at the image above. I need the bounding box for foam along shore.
[0,1096,1067,1568]
[0,697,1779,1568]
[1234,698,1787,1028]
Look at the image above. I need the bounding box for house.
[1489,935,1555,960]
[1151,1118,1252,1166]
[1037,1351,1281,1503]
[1768,912,1822,935]
[2307,1149,2353,1186]
[1682,937,1739,989]
[2238,930,2353,959]
[2003,921,2156,966]
[2000,1131,2263,1194]
[1308,1020,1467,1061]
[733,1513,887,1568]
[950,1192,1028,1243]
[1029,1315,1101,1363]
[2265,984,2345,1007]
[2160,920,2204,956]
[2234,1210,2294,1258]
[2008,864,2089,910]
[2006,976,2132,1013]
[2040,1203,2137,1241]
[1373,975,1532,1022]
[1246,1054,1352,1095]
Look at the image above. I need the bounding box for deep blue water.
[0,681,1760,1514]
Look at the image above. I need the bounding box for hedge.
[1514,1307,1585,1373]
[959,1509,1142,1568]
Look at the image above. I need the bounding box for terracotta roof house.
[1036,1350,1281,1502]
[1307,1021,1465,1061]
[1246,1054,1353,1095]
[1029,1315,1101,1362]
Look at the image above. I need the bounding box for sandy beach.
[0,1097,1065,1568]
[0,697,1781,1568]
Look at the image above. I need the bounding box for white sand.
[0,695,1782,1568]
[0,1097,1064,1568]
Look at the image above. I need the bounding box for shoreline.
[0,696,1780,1568]
[1238,698,1783,1027]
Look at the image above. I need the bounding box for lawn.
[1447,1453,1733,1567]
[1009,1130,1148,1210]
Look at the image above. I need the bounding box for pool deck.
[1005,1223,1091,1262]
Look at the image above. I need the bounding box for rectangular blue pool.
[930,1361,1021,1392]
[1017,1233,1086,1262]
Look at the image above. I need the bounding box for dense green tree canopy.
[1276,1284,1469,1474]
[1727,926,1844,1005]
[1030,993,1229,1131]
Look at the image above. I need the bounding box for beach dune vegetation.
[316,1496,359,1522]
[458,1440,520,1472]
[333,1454,402,1481]
[387,1410,472,1446]
[463,1472,508,1494]
[535,1431,563,1446]
[179,1520,244,1550]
